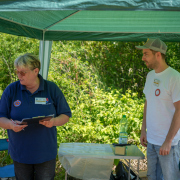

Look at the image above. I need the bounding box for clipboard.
[20,114,54,125]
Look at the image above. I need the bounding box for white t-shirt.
[143,67,180,146]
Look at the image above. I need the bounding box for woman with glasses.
[0,53,71,180]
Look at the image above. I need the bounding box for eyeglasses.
[14,69,31,76]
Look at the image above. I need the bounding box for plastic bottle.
[119,115,128,144]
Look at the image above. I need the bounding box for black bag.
[115,161,137,180]
[110,172,117,180]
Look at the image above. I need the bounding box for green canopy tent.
[0,0,180,79]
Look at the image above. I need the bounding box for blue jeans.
[13,158,56,180]
[147,142,180,180]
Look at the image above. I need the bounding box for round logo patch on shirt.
[155,89,161,96]
[14,100,21,107]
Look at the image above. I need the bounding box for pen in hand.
[11,119,18,125]
[11,119,25,131]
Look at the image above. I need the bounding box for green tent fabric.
[1,0,180,79]
[0,0,180,42]
[0,0,180,11]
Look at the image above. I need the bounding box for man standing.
[135,38,180,180]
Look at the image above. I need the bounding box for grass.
[55,160,66,180]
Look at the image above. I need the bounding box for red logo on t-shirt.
[155,89,161,96]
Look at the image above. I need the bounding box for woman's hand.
[10,120,28,132]
[39,118,54,128]
[39,114,69,128]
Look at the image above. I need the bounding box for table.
[58,143,145,180]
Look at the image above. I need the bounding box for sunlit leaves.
[0,33,39,91]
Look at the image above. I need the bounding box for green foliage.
[51,41,149,97]
[166,42,180,72]
[55,89,144,146]
[0,33,39,91]
[79,41,149,96]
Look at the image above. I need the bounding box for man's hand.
[159,100,180,156]
[140,131,147,147]
[159,141,171,156]
[140,100,147,147]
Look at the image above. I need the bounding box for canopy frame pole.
[39,30,52,80]
[44,10,80,30]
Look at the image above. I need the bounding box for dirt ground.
[121,158,148,179]
[131,158,148,180]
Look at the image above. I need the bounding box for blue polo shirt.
[0,75,71,164]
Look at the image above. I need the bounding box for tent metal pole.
[39,30,52,80]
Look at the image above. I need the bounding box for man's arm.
[159,100,180,155]
[140,100,147,147]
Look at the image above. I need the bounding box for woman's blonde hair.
[14,53,41,70]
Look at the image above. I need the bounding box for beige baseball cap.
[135,38,167,55]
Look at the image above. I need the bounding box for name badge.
[154,79,160,87]
[35,98,46,104]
